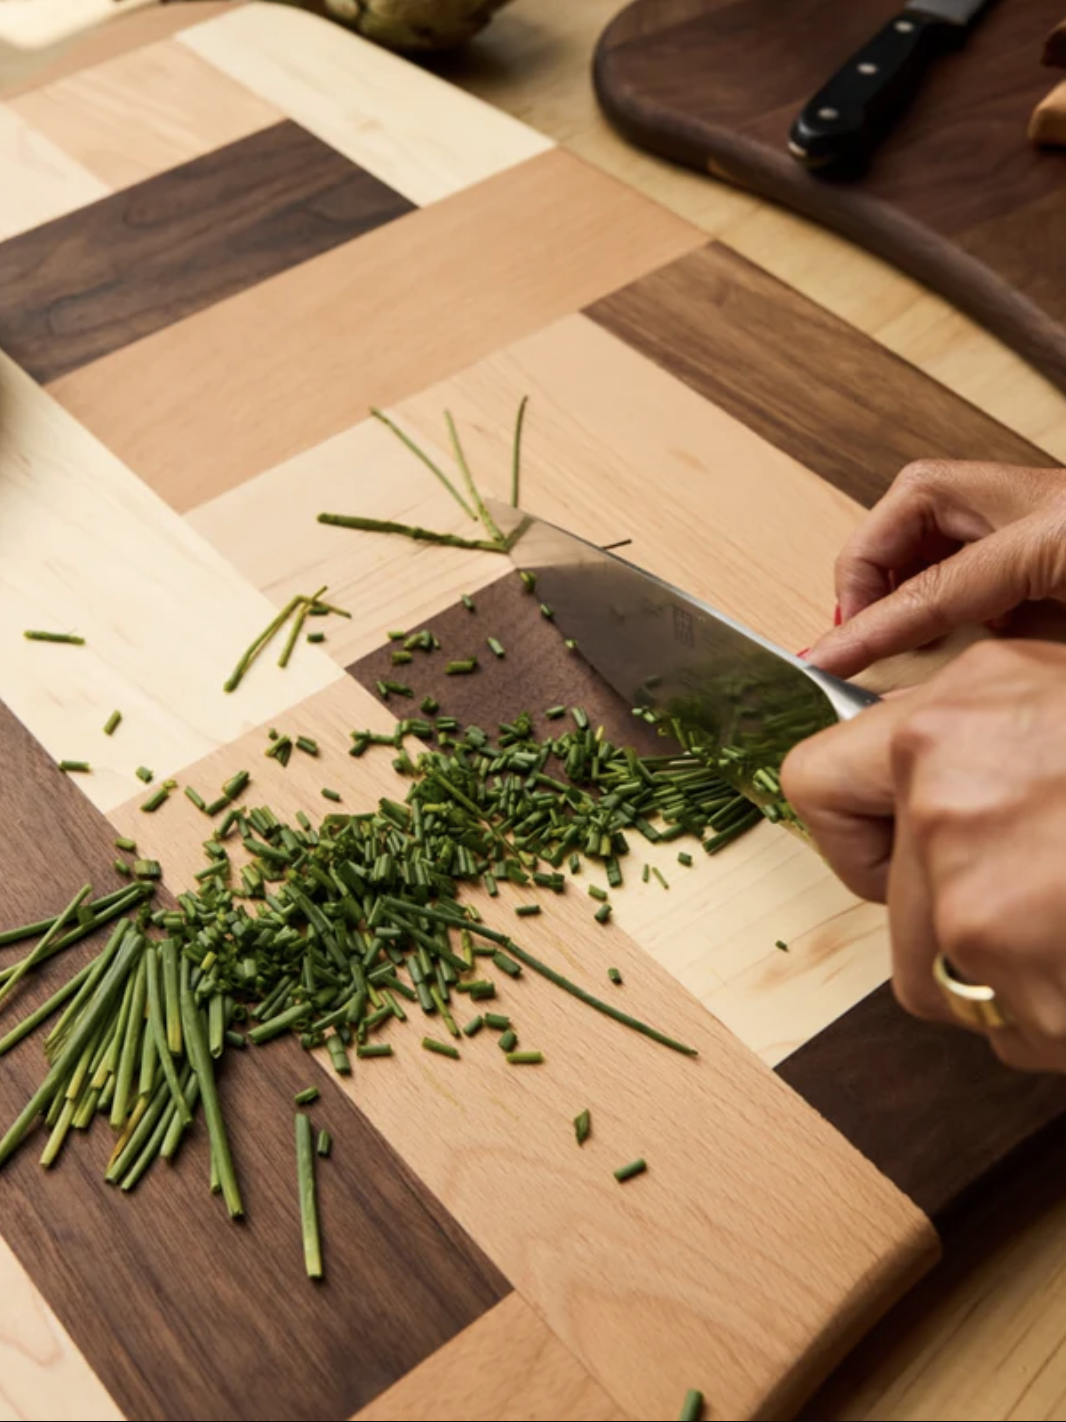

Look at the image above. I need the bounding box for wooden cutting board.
[593,0,1066,398]
[0,4,1064,1419]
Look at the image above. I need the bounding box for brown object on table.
[1031,78,1066,144]
[594,0,1066,400]
[1045,17,1066,65]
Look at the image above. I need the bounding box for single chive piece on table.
[595,903,613,926]
[184,786,207,811]
[114,837,136,853]
[614,1158,647,1184]
[652,867,670,891]
[135,766,153,784]
[58,760,91,774]
[356,1043,394,1059]
[461,594,476,612]
[140,785,171,813]
[574,1109,591,1147]
[483,1013,510,1031]
[679,1389,705,1421]
[506,1050,544,1065]
[103,710,122,736]
[296,736,319,756]
[607,967,622,985]
[295,1113,323,1281]
[445,659,478,675]
[515,903,541,918]
[775,939,789,952]
[24,630,84,645]
[317,1129,332,1159]
[307,632,326,644]
[422,1036,460,1060]
[539,604,554,620]
[678,852,693,868]
[545,705,566,719]
[519,570,536,594]
[588,885,608,902]
[391,649,413,665]
[497,1029,518,1053]
[487,637,505,659]
[294,1087,319,1106]
[462,1015,485,1037]
[321,788,342,803]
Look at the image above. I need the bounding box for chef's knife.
[488,500,878,810]
[788,0,997,170]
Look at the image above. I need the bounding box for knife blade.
[488,499,878,810]
[788,0,998,171]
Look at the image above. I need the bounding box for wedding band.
[933,953,1012,1031]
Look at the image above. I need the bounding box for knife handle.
[788,11,955,170]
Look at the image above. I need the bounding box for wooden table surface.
[437,4,1066,1420]
[2,4,1066,1420]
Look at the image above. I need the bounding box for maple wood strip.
[113,675,938,1422]
[0,101,106,241]
[49,148,704,511]
[352,1295,629,1422]
[8,38,280,190]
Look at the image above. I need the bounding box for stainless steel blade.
[905,0,995,26]
[488,500,877,806]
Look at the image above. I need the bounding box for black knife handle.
[789,11,955,170]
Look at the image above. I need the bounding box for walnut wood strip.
[0,120,414,383]
[1046,17,1066,66]
[114,675,938,1422]
[352,1295,630,1422]
[0,695,508,1421]
[587,242,1055,511]
[49,149,703,511]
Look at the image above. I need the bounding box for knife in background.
[788,0,998,171]
[488,499,878,811]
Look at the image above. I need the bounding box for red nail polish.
[796,648,810,660]
[833,603,842,627]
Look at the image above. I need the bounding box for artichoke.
[314,0,515,52]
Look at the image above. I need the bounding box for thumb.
[806,522,1044,678]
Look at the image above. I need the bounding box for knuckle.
[890,705,954,777]
[896,458,948,490]
[891,973,943,1024]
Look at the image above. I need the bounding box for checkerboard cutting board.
[1,5,1064,1419]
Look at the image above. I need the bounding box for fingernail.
[833,603,842,627]
[796,648,810,660]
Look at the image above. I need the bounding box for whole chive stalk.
[371,407,477,520]
[278,586,325,669]
[679,1390,704,1421]
[444,410,506,549]
[506,1050,543,1065]
[103,710,122,736]
[24,630,85,645]
[574,1109,591,1146]
[422,1036,460,1060]
[58,761,91,774]
[510,395,528,508]
[180,970,243,1219]
[317,1129,332,1159]
[0,884,90,1010]
[296,1112,323,1280]
[487,637,505,659]
[294,1086,319,1106]
[317,514,504,552]
[614,1158,647,1184]
[145,950,192,1126]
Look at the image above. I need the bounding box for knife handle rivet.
[817,106,841,121]
[857,61,879,74]
[895,18,916,31]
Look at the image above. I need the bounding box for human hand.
[782,638,1066,1072]
[806,460,1066,678]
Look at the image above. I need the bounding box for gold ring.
[933,954,1012,1031]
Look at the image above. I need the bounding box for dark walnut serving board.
[594,0,1066,396]
[1,3,1065,1419]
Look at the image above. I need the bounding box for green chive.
[294,1086,319,1106]
[135,766,153,783]
[317,1129,332,1159]
[652,867,670,891]
[484,1013,510,1031]
[514,903,541,918]
[574,1109,591,1146]
[775,939,789,952]
[614,1158,647,1184]
[23,630,84,645]
[356,1043,393,1059]
[678,852,693,867]
[296,736,319,756]
[498,1030,517,1052]
[539,604,554,620]
[58,760,91,774]
[595,903,613,926]
[371,407,477,520]
[321,788,342,803]
[307,632,326,644]
[506,1050,543,1065]
[564,638,577,651]
[510,395,528,508]
[679,1389,704,1421]
[487,637,505,659]
[607,967,622,984]
[296,1113,323,1280]
[462,1015,485,1037]
[518,570,536,594]
[132,859,161,879]
[545,705,566,719]
[462,594,476,612]
[493,951,522,978]
[103,710,122,736]
[391,649,413,665]
[445,659,478,675]
[422,1036,460,1060]
[114,837,136,852]
[184,786,207,811]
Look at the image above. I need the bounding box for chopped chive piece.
[461,594,476,612]
[678,852,694,867]
[320,788,341,803]
[614,1158,647,1184]
[462,1015,485,1037]
[497,1029,517,1053]
[539,603,554,620]
[422,1036,460,1060]
[294,1086,319,1106]
[103,710,122,736]
[607,967,622,985]
[58,760,91,773]
[307,632,326,644]
[296,1113,323,1280]
[391,649,413,665]
[184,786,207,811]
[775,939,789,952]
[518,570,536,593]
[514,903,541,918]
[545,705,566,719]
[296,736,319,756]
[387,629,406,641]
[679,1389,705,1421]
[510,395,528,508]
[382,680,413,697]
[114,836,137,852]
[140,786,171,812]
[652,867,670,890]
[595,903,613,926]
[571,707,589,730]
[506,1050,543,1065]
[574,1109,591,1146]
[114,858,131,876]
[487,637,505,659]
[564,638,578,651]
[420,696,439,715]
[356,1043,394,1059]
[642,864,650,884]
[24,629,85,645]
[133,859,162,879]
[204,796,229,816]
[492,950,522,978]
[445,659,478,675]
[483,1013,510,1031]
[317,1129,332,1159]
[135,766,154,784]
